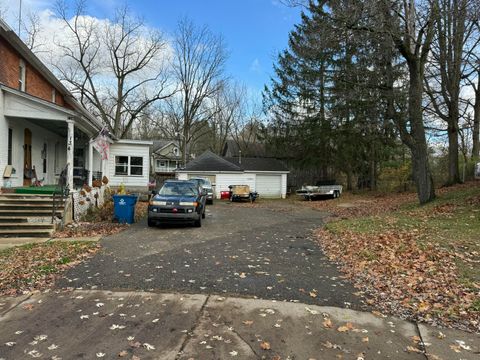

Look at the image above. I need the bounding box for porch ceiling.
[24,118,68,137]
[20,118,92,141]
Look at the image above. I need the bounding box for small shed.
[176,151,289,199]
[106,139,152,192]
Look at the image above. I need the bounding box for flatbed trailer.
[296,185,342,200]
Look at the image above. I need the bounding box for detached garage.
[177,151,289,199]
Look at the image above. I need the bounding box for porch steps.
[0,223,54,229]
[0,193,60,239]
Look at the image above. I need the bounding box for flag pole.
[18,0,22,36]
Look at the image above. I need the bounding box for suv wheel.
[147,218,156,227]
[194,216,202,227]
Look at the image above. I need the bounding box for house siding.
[107,143,150,190]
[0,90,8,185]
[0,37,66,106]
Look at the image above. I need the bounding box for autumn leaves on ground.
[1,184,478,336]
[0,242,99,296]
[309,182,480,333]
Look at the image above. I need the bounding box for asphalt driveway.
[57,200,365,310]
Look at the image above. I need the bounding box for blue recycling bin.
[113,194,138,224]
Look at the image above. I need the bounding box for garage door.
[255,175,282,198]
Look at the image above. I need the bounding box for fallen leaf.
[242,320,254,326]
[406,346,423,353]
[305,307,319,315]
[411,335,421,343]
[323,318,333,328]
[143,343,155,351]
[260,341,271,350]
[118,350,128,357]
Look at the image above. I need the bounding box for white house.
[177,151,289,199]
[151,139,182,174]
[0,19,151,193]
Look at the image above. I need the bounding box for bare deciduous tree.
[383,0,438,203]
[206,82,244,155]
[170,18,227,165]
[54,0,173,138]
[22,10,45,52]
[425,0,476,185]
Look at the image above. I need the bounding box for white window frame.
[51,88,56,103]
[19,59,26,91]
[130,156,143,176]
[115,156,143,177]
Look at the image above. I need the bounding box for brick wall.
[0,37,66,107]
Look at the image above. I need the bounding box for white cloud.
[250,58,262,73]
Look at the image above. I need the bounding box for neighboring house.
[222,139,267,158]
[0,19,151,192]
[151,139,182,174]
[177,150,289,198]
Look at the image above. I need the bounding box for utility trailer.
[228,185,258,203]
[296,185,343,200]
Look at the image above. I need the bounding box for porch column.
[67,120,74,190]
[88,140,93,186]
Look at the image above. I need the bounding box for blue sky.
[4,0,302,95]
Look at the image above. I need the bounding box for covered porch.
[1,86,104,192]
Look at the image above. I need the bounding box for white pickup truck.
[296,185,343,200]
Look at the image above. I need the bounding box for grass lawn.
[0,241,99,296]
[314,182,480,332]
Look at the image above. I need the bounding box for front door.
[23,128,32,186]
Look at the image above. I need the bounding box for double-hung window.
[115,156,143,176]
[130,157,143,175]
[19,60,26,91]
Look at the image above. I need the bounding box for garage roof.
[179,151,289,173]
[181,150,243,172]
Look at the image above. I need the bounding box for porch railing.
[52,164,69,225]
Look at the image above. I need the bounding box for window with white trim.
[19,59,26,91]
[51,88,56,102]
[130,156,143,175]
[115,156,143,176]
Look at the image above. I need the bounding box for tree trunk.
[369,143,376,190]
[447,119,461,184]
[472,79,480,160]
[346,170,353,191]
[408,63,436,204]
